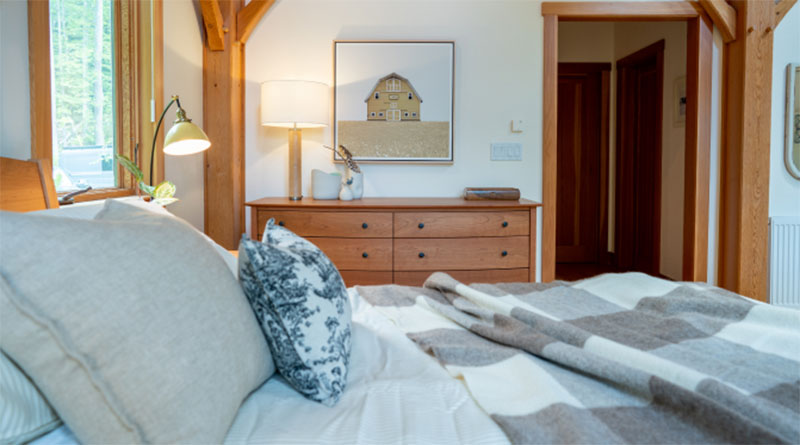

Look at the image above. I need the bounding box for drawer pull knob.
[502,221,509,228]
[501,250,508,257]
[362,222,368,229]
[362,252,369,258]
[418,252,425,258]
[278,221,285,227]
[418,222,425,229]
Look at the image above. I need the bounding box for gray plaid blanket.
[356,272,800,444]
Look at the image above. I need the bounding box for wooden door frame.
[541,2,713,282]
[615,40,665,275]
[556,62,612,265]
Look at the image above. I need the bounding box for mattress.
[32,288,509,445]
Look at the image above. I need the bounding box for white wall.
[0,0,33,160]
[769,4,800,218]
[162,0,205,230]
[244,0,544,278]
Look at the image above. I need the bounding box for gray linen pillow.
[239,219,351,406]
[0,200,273,444]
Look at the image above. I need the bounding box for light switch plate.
[491,142,522,161]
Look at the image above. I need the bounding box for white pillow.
[0,352,60,445]
[0,200,274,443]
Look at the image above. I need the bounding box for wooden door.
[556,63,610,263]
[615,40,664,275]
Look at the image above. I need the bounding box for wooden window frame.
[541,2,713,283]
[27,0,163,203]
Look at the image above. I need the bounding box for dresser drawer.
[306,238,392,271]
[394,211,529,238]
[394,236,529,271]
[394,268,530,286]
[256,210,393,239]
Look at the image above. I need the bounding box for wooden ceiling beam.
[237,0,275,44]
[199,0,225,51]
[698,0,737,42]
[775,0,797,26]
[542,2,700,21]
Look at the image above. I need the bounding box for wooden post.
[200,0,274,248]
[718,0,775,301]
[203,0,245,249]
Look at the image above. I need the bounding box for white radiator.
[769,216,800,306]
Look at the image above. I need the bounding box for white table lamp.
[260,80,329,200]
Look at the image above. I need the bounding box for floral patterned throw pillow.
[238,219,351,406]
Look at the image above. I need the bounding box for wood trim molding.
[718,0,775,301]
[698,0,736,42]
[237,0,275,44]
[541,1,700,20]
[199,0,225,51]
[683,15,713,281]
[27,1,52,161]
[541,14,558,282]
[775,0,797,26]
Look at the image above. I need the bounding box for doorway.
[555,63,612,280]
[615,40,664,276]
[541,4,712,283]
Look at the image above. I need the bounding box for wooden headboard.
[0,157,59,212]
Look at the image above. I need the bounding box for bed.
[1,192,798,444]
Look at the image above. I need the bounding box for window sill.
[58,188,134,203]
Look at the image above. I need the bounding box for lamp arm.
[150,96,179,186]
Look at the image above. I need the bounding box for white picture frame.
[333,41,455,163]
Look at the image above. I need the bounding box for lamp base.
[288,129,303,201]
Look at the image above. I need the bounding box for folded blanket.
[357,272,800,444]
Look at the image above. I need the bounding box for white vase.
[347,170,364,199]
[312,169,341,200]
[339,185,354,201]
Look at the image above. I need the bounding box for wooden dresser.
[245,198,541,286]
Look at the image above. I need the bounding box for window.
[378,112,384,117]
[28,0,163,201]
[374,92,379,99]
[386,78,400,92]
[412,112,417,117]
[370,112,376,117]
[49,0,115,191]
[408,92,413,100]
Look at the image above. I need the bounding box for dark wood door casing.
[556,63,611,264]
[615,40,665,276]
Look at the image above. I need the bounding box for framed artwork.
[786,64,800,180]
[333,41,455,163]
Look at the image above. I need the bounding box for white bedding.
[33,289,507,445]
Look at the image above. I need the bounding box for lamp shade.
[260,80,329,128]
[163,120,211,156]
